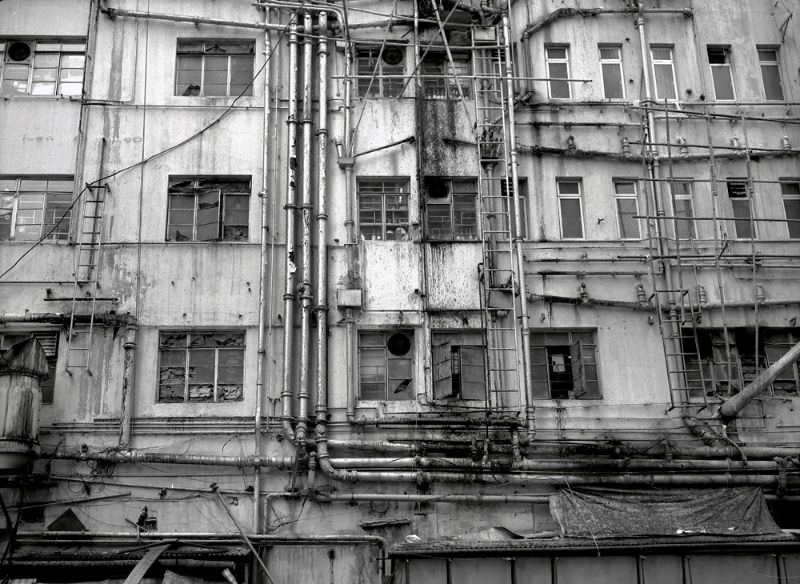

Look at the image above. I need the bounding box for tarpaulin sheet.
[551,487,781,538]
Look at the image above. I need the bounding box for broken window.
[499,177,529,239]
[421,52,472,99]
[0,331,58,403]
[707,46,735,101]
[599,45,624,99]
[356,44,405,98]
[557,179,584,239]
[359,331,414,400]
[683,328,800,397]
[175,40,254,97]
[0,177,73,241]
[158,331,245,403]
[650,45,677,100]
[166,177,250,242]
[424,177,478,241]
[727,179,754,239]
[781,180,800,239]
[358,177,410,240]
[0,40,85,96]
[545,45,571,99]
[431,331,486,400]
[671,179,696,239]
[531,331,600,399]
[614,180,640,239]
[758,47,784,101]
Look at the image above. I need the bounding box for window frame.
[420,50,472,100]
[599,44,625,100]
[424,177,479,241]
[726,179,755,239]
[500,177,529,240]
[431,331,487,401]
[649,45,678,101]
[157,330,245,403]
[530,330,601,400]
[166,176,251,242]
[0,330,59,404]
[357,177,411,240]
[707,45,735,101]
[358,330,415,401]
[613,179,641,240]
[0,39,86,97]
[556,178,585,240]
[781,179,800,239]
[757,46,785,101]
[356,44,406,98]
[670,179,696,240]
[175,39,255,97]
[0,176,73,242]
[545,45,571,99]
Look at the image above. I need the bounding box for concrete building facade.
[0,0,799,582]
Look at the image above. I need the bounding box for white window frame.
[599,44,625,99]
[0,39,86,96]
[556,179,584,240]
[671,179,696,240]
[0,177,73,241]
[545,45,571,99]
[727,179,755,240]
[758,46,785,101]
[781,179,800,239]
[650,45,678,101]
[614,179,640,240]
[175,40,255,97]
[707,46,735,101]
[358,330,415,401]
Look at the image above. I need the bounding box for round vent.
[387,332,411,357]
[7,41,32,62]
[381,46,404,66]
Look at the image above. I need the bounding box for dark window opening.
[167,177,250,242]
[432,332,486,400]
[531,331,600,399]
[424,177,478,241]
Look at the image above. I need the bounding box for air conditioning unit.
[6,41,33,64]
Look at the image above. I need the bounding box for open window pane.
[167,178,250,242]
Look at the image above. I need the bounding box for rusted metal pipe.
[719,340,800,420]
[51,447,295,469]
[101,7,288,30]
[118,324,137,448]
[280,15,299,442]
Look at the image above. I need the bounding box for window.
[166,177,250,242]
[0,40,85,96]
[0,331,58,404]
[727,179,754,239]
[781,180,800,239]
[545,45,570,99]
[356,45,405,98]
[758,47,784,101]
[599,45,624,99]
[358,178,410,240]
[531,331,600,399]
[425,177,478,240]
[671,180,696,239]
[557,179,584,239]
[500,177,529,239]
[614,180,640,239]
[650,45,677,100]
[359,330,414,400]
[707,46,735,101]
[0,177,73,241]
[175,40,254,97]
[421,52,471,99]
[158,331,244,403]
[432,331,485,400]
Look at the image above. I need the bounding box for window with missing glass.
[499,177,529,240]
[425,177,478,241]
[356,45,405,97]
[166,177,250,242]
[158,331,245,403]
[0,331,58,404]
[358,178,410,240]
[0,177,73,241]
[531,330,600,399]
[175,40,254,97]
[421,52,471,99]
[359,330,414,401]
[0,40,85,96]
[432,331,486,400]
[727,179,754,239]
[707,46,735,101]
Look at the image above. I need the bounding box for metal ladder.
[652,288,708,408]
[472,24,524,413]
[66,182,108,373]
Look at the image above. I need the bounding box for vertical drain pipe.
[281,15,299,442]
[314,12,330,455]
[297,10,314,445]
[254,7,274,533]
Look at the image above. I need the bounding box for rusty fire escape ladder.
[472,23,524,413]
[66,182,109,374]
